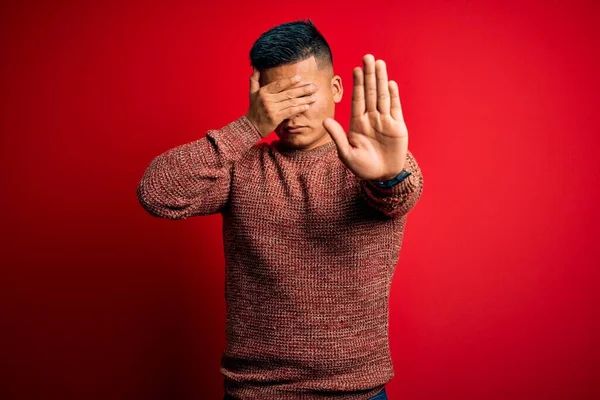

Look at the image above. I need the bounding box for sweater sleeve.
[358,149,424,218]
[137,115,263,219]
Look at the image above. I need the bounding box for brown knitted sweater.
[137,116,424,399]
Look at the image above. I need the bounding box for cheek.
[307,96,328,117]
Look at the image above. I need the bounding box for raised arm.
[137,68,318,219]
[323,54,424,218]
[136,116,261,219]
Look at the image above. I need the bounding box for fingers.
[247,72,311,136]
[363,54,377,112]
[352,67,365,117]
[323,117,351,160]
[264,74,302,94]
[375,60,390,115]
[270,80,316,116]
[279,104,310,119]
[278,94,317,111]
[273,81,316,102]
[355,55,393,116]
[388,80,404,122]
[249,68,260,94]
[270,80,317,116]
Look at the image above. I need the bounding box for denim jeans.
[368,387,388,400]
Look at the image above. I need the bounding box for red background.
[1,1,599,399]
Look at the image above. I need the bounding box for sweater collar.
[272,140,337,161]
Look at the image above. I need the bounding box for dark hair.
[250,19,333,72]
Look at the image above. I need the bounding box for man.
[137,19,423,400]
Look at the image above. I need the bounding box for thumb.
[249,68,260,94]
[323,118,351,160]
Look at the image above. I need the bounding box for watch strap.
[372,169,413,188]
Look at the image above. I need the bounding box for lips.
[284,126,306,133]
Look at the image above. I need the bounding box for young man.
[137,19,424,400]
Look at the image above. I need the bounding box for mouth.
[284,126,307,134]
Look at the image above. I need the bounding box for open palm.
[324,54,409,181]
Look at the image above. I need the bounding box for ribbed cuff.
[363,172,418,198]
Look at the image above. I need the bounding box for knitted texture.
[137,116,424,399]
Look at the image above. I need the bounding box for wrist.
[377,172,401,181]
[244,113,265,138]
[371,169,412,188]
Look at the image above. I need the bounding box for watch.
[372,169,412,188]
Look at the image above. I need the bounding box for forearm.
[137,116,262,219]
[359,149,424,218]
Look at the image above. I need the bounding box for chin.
[281,136,306,146]
[281,136,313,149]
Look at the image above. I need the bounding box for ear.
[331,75,343,103]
